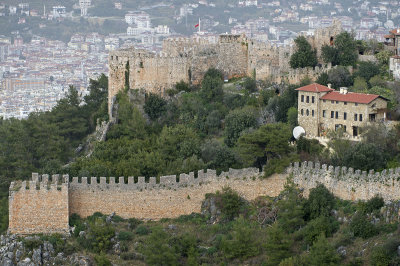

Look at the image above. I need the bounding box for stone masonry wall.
[290,161,400,201]
[68,168,285,220]
[9,160,400,235]
[8,174,70,235]
[108,23,343,116]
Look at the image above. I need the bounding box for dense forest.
[1,32,400,264]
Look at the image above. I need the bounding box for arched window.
[306,109,309,116]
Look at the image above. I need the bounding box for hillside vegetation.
[1,33,400,264]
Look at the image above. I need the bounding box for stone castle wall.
[68,168,285,220]
[108,22,343,116]
[9,159,400,235]
[8,174,70,235]
[290,161,400,201]
[9,168,287,235]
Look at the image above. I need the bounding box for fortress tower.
[108,23,343,117]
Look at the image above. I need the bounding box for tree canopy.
[289,36,318,69]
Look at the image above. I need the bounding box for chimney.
[339,87,348,94]
[327,83,332,89]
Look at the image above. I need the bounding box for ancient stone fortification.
[108,22,342,115]
[9,160,400,235]
[9,168,286,235]
[290,161,400,201]
[8,174,69,235]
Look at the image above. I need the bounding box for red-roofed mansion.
[296,83,388,137]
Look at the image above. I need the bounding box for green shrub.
[264,155,298,178]
[128,218,143,229]
[78,217,115,253]
[118,231,134,241]
[377,223,398,234]
[45,234,65,254]
[370,246,391,266]
[69,213,82,226]
[216,187,245,221]
[87,212,105,222]
[136,225,150,236]
[302,216,339,245]
[364,196,384,214]
[304,184,335,220]
[121,252,136,260]
[349,213,378,239]
[175,213,206,224]
[141,227,178,265]
[170,233,198,258]
[94,253,111,266]
[112,215,125,223]
[219,217,260,260]
[22,238,43,250]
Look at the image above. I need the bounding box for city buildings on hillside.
[297,83,388,138]
[0,34,110,119]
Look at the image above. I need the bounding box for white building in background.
[9,6,17,15]
[125,11,151,26]
[105,37,120,51]
[127,27,146,36]
[18,3,30,16]
[79,0,91,16]
[155,25,170,35]
[52,6,66,18]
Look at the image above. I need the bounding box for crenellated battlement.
[290,161,400,183]
[64,167,259,190]
[108,23,344,118]
[290,161,400,201]
[9,160,400,235]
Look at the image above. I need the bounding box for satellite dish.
[293,126,305,140]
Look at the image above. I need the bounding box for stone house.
[297,83,388,137]
[384,28,400,80]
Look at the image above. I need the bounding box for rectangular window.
[344,125,347,132]
[354,114,357,121]
[344,112,347,120]
[301,109,304,116]
[312,96,315,103]
[335,111,338,119]
[355,103,358,106]
[306,96,309,103]
[331,100,334,104]
[323,110,326,117]
[331,111,334,118]
[336,101,339,104]
[312,110,314,117]
[344,102,347,105]
[323,100,326,103]
[359,114,363,121]
[301,95,304,102]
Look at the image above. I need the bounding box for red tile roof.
[320,91,385,104]
[295,83,334,93]
[390,29,400,35]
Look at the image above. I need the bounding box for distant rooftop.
[295,83,334,93]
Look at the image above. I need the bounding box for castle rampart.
[290,161,400,201]
[8,175,70,235]
[9,160,400,235]
[108,22,343,117]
